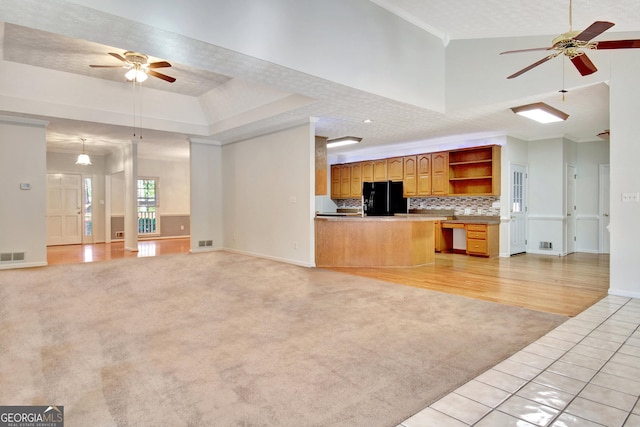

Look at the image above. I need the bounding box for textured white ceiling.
[373,0,640,41]
[1,0,638,160]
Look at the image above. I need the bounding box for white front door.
[509,164,527,255]
[566,165,577,254]
[599,164,610,254]
[47,173,83,246]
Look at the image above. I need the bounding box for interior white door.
[509,164,527,255]
[47,173,83,246]
[599,164,610,254]
[566,165,577,254]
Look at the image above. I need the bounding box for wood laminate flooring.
[326,252,610,317]
[47,241,608,317]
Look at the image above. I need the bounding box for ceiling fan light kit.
[326,136,362,148]
[511,102,569,123]
[90,51,176,83]
[501,0,640,79]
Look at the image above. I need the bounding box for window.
[83,177,93,237]
[137,178,158,234]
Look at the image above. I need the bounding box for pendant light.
[75,138,92,165]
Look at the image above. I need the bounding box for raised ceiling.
[1,0,639,160]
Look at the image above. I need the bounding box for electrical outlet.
[477,208,483,215]
[464,208,471,215]
[622,192,640,203]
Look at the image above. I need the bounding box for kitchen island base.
[315,216,440,267]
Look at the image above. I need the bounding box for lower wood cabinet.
[466,223,499,257]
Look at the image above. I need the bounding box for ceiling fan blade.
[89,65,125,68]
[595,39,640,49]
[506,54,558,79]
[570,53,598,76]
[574,21,615,42]
[108,52,128,63]
[148,61,172,69]
[500,47,553,55]
[148,69,176,83]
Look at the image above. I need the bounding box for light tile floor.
[400,295,640,427]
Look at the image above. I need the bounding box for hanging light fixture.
[75,138,92,165]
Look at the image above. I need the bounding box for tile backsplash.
[336,196,500,216]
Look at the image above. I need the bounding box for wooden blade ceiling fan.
[90,51,176,83]
[501,0,640,79]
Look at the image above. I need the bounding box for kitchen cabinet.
[373,159,388,181]
[361,161,374,183]
[448,145,501,196]
[330,164,341,199]
[350,162,362,198]
[417,153,432,196]
[340,164,351,198]
[387,157,404,181]
[403,156,417,197]
[431,152,449,195]
[466,223,499,257]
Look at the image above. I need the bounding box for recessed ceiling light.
[363,119,373,123]
[511,102,569,123]
[326,136,362,148]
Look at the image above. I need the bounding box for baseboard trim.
[224,248,314,268]
[0,261,48,270]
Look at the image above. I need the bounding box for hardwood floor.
[46,238,191,265]
[327,252,610,317]
[47,241,608,317]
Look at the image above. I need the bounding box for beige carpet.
[0,251,567,426]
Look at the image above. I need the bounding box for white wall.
[527,138,564,255]
[222,123,315,266]
[609,51,640,298]
[0,116,47,268]
[576,141,609,253]
[189,141,223,252]
[138,158,190,215]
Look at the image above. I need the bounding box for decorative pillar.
[123,140,139,252]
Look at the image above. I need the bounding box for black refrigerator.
[362,181,407,216]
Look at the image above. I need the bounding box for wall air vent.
[539,241,553,250]
[0,252,25,262]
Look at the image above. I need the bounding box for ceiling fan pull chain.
[569,0,573,31]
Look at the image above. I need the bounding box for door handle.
[604,213,609,217]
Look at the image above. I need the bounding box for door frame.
[509,163,528,255]
[599,164,610,254]
[566,164,577,255]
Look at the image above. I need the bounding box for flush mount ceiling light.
[511,102,569,123]
[75,138,92,165]
[326,136,362,148]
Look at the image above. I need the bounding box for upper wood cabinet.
[350,162,362,198]
[403,156,417,197]
[417,153,432,196]
[431,152,449,196]
[387,157,404,181]
[361,161,374,183]
[448,145,501,196]
[328,144,500,199]
[373,159,388,182]
[340,164,351,198]
[330,164,341,199]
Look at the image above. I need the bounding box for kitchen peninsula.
[315,216,445,267]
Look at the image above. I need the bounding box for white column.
[609,51,640,298]
[123,140,139,252]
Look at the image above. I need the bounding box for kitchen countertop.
[315,215,447,222]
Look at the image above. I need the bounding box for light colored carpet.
[0,251,567,426]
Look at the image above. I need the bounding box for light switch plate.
[19,182,30,190]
